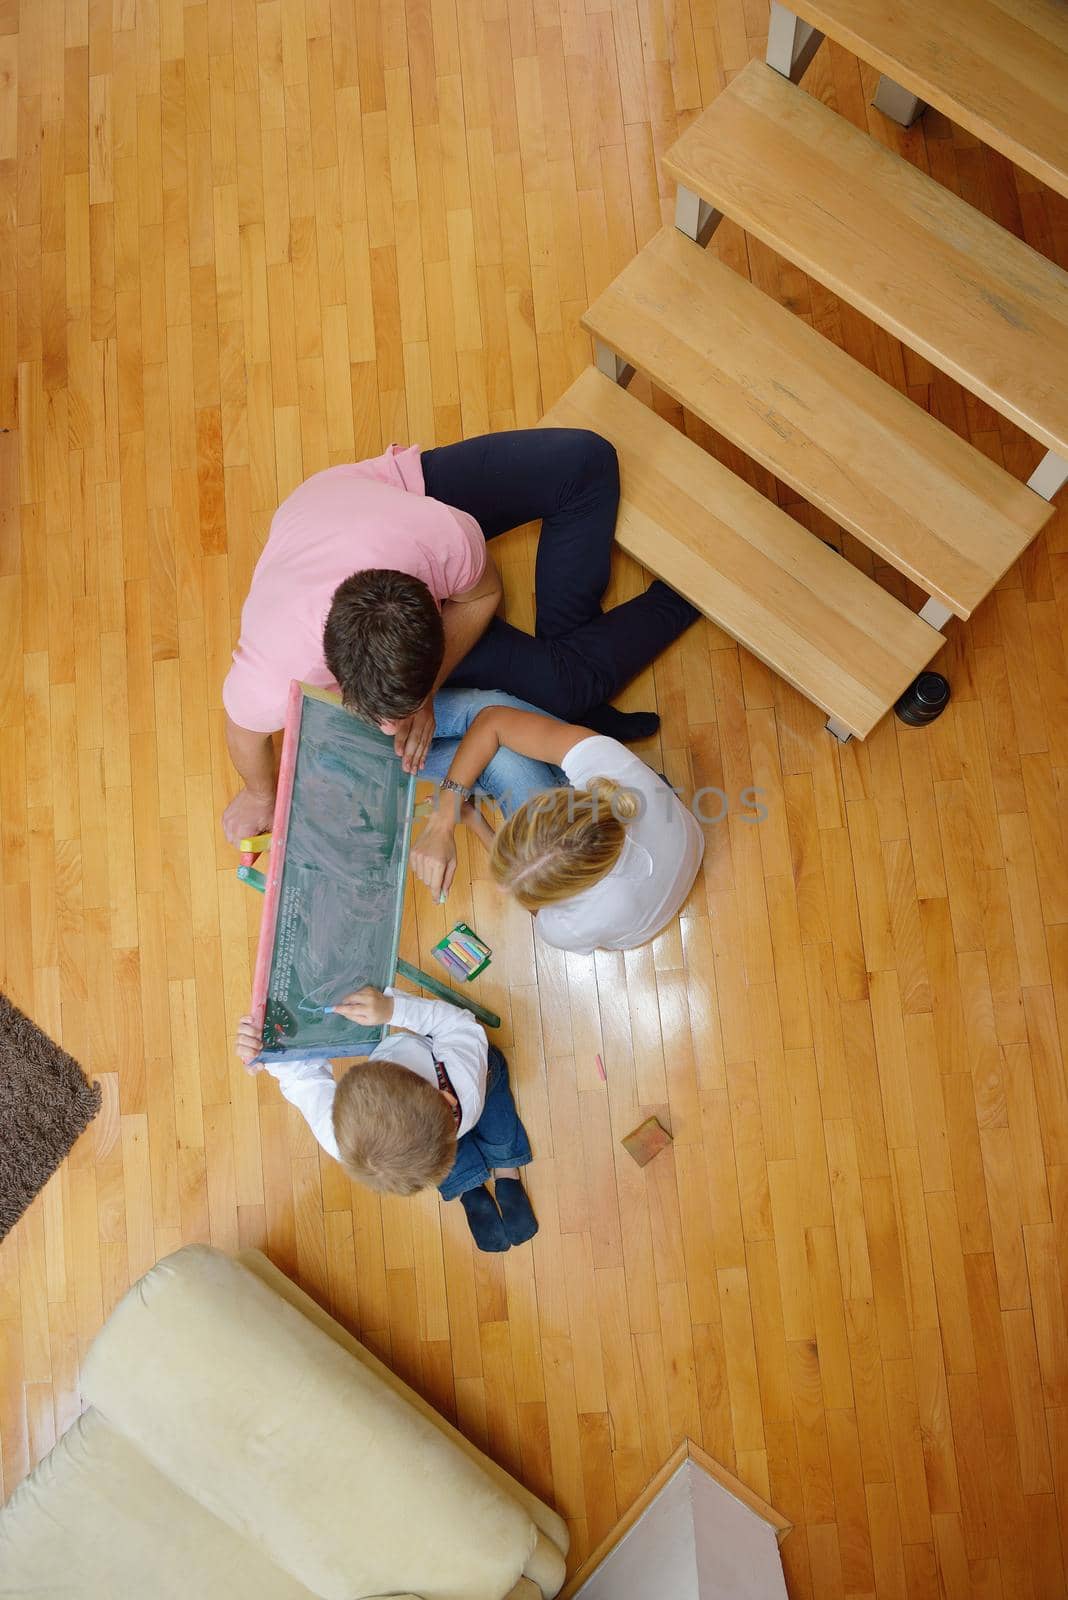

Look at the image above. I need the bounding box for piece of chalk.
[452,923,491,961]
[239,832,273,852]
[595,1053,607,1081]
[437,891,448,904]
[437,948,468,979]
[323,1005,334,1015]
[236,865,267,893]
[239,850,258,867]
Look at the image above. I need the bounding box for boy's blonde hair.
[332,1060,456,1195]
[490,779,640,910]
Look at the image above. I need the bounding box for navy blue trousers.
[420,428,698,720]
[438,1046,532,1202]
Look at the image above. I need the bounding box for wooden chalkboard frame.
[249,681,417,1063]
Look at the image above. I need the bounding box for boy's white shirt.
[259,989,489,1163]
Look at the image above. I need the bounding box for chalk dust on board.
[263,695,415,1054]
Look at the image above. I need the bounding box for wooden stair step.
[540,368,944,741]
[583,225,1051,620]
[663,59,1068,457]
[789,0,1068,200]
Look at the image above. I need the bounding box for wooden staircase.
[777,0,1068,199]
[581,225,1049,624]
[563,0,1064,740]
[541,369,943,743]
[663,59,1068,460]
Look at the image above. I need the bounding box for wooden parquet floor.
[1,2,1067,1595]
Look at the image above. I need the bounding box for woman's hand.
[332,986,395,1026]
[411,814,459,901]
[235,1014,266,1073]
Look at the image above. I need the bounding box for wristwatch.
[439,777,472,804]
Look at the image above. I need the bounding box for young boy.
[234,986,537,1253]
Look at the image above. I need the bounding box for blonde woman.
[411,706,704,954]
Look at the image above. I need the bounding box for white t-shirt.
[534,736,704,955]
[261,989,489,1162]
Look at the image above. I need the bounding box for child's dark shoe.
[460,1185,510,1252]
[494,1177,539,1245]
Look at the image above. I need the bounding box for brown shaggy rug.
[0,991,100,1242]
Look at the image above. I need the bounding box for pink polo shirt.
[222,447,486,733]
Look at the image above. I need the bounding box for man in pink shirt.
[222,428,698,844]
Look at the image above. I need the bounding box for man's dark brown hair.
[323,569,445,724]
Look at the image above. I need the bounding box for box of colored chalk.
[431,922,492,982]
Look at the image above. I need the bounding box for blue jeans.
[438,1046,532,1201]
[425,688,565,818]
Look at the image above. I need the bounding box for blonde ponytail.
[586,776,641,821]
[490,779,639,910]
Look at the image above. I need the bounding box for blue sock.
[460,1185,510,1252]
[494,1177,538,1245]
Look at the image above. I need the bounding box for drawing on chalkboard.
[250,684,416,1062]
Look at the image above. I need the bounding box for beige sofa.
[0,1245,569,1600]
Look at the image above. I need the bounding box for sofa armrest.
[81,1247,538,1600]
[237,1248,570,1564]
[524,1531,566,1599]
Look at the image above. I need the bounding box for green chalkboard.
[251,684,416,1061]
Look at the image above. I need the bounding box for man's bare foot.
[460,800,497,851]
